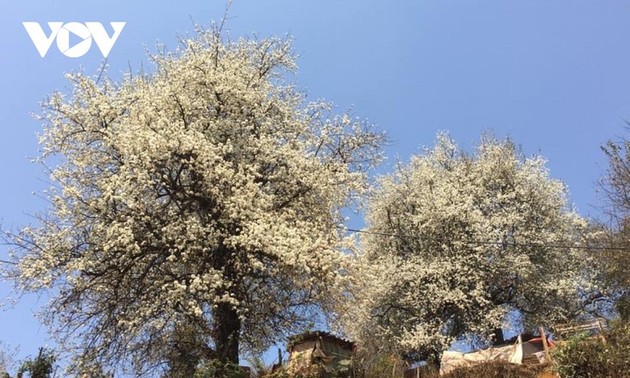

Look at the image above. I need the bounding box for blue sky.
[2,0,630,371]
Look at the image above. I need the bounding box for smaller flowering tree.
[337,133,591,365]
[2,29,383,375]
[595,132,630,320]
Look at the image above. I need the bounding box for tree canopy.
[337,134,590,364]
[3,29,383,375]
[596,130,630,320]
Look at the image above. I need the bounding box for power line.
[344,227,630,252]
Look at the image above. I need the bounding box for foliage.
[337,133,590,363]
[596,132,630,320]
[584,221,630,319]
[441,361,547,378]
[244,354,269,377]
[259,370,291,378]
[0,342,16,378]
[192,359,249,378]
[553,321,630,378]
[352,353,410,378]
[161,323,214,377]
[17,348,56,378]
[278,365,352,378]
[244,351,288,378]
[2,27,383,375]
[600,129,630,218]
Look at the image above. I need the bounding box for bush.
[553,321,630,378]
[352,353,409,378]
[17,348,56,378]
[193,360,250,378]
[262,365,351,378]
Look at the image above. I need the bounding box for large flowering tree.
[2,30,382,375]
[337,133,590,365]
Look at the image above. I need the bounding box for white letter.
[56,22,92,58]
[22,22,63,57]
[86,22,126,58]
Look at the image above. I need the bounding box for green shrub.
[258,368,290,378]
[553,321,630,378]
[193,360,250,378]
[17,348,56,378]
[352,353,409,378]
[262,365,352,378]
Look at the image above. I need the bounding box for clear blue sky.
[2,0,630,370]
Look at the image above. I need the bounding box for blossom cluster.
[335,133,590,361]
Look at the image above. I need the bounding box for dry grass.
[441,361,551,378]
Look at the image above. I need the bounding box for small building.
[286,331,355,377]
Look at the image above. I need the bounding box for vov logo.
[23,22,126,58]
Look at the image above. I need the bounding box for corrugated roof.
[287,330,355,352]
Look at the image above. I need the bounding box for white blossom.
[4,29,383,374]
[336,133,590,363]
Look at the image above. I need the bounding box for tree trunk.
[427,350,441,374]
[493,327,505,345]
[214,302,241,365]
